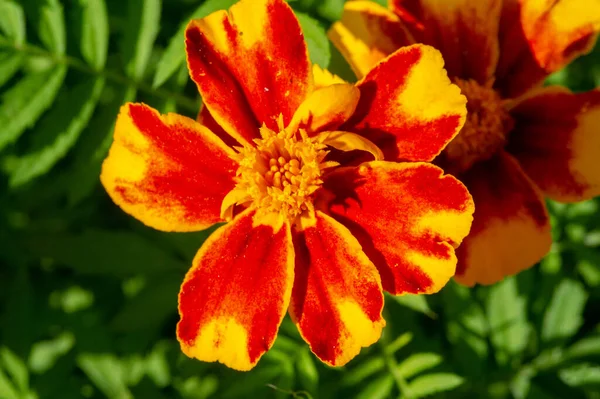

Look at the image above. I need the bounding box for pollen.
[440,78,514,174]
[231,124,334,221]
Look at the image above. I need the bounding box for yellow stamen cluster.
[441,78,514,174]
[232,125,333,221]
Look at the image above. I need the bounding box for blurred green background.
[1,0,600,398]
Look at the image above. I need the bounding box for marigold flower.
[100,0,474,370]
[330,0,600,286]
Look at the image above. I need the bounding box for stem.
[379,332,412,399]
[0,39,199,113]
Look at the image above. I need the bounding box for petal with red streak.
[344,44,466,162]
[290,211,384,367]
[197,105,241,149]
[323,161,474,295]
[454,152,552,286]
[496,0,600,98]
[101,103,238,232]
[507,87,600,202]
[185,0,312,144]
[288,84,360,135]
[328,1,413,79]
[390,0,502,84]
[177,209,294,371]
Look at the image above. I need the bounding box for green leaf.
[559,363,600,388]
[28,229,187,276]
[77,353,133,399]
[0,0,26,43]
[221,365,281,398]
[565,335,600,361]
[6,77,105,187]
[542,279,588,344]
[37,0,66,55]
[0,347,28,393]
[341,357,385,387]
[110,273,181,332]
[78,0,109,69]
[388,293,437,318]
[122,0,161,80]
[486,276,530,365]
[296,348,318,394]
[0,52,23,87]
[406,373,464,398]
[0,368,19,399]
[152,0,238,88]
[356,374,394,399]
[28,331,75,374]
[0,66,67,151]
[296,12,331,68]
[397,353,443,379]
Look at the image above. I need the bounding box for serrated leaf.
[6,77,105,187]
[122,0,161,80]
[37,0,66,54]
[152,0,238,88]
[0,66,67,151]
[389,293,436,318]
[79,0,108,69]
[486,276,530,365]
[0,0,26,43]
[0,52,23,87]
[77,354,132,399]
[356,374,394,399]
[296,348,318,394]
[542,279,588,344]
[110,273,181,332]
[397,353,443,379]
[296,12,330,68]
[405,373,464,398]
[0,347,28,393]
[28,229,187,276]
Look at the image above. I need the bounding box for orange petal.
[185,0,312,144]
[101,103,238,232]
[390,0,502,84]
[323,161,474,295]
[290,211,384,367]
[312,64,347,89]
[177,209,294,371]
[288,84,360,135]
[454,152,552,286]
[496,0,600,98]
[328,1,413,79]
[507,87,600,202]
[343,44,466,162]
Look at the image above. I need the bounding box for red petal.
[390,0,502,84]
[323,161,474,295]
[328,1,413,79]
[290,211,384,367]
[185,0,312,144]
[177,209,294,371]
[496,0,600,98]
[454,152,552,286]
[101,103,238,232]
[344,44,467,162]
[507,87,600,202]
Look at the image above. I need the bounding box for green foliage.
[1,0,600,398]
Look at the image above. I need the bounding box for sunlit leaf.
[78,0,108,69]
[388,293,437,318]
[356,374,394,399]
[340,357,385,387]
[0,0,26,43]
[296,12,330,68]
[397,353,443,379]
[122,0,161,80]
[0,66,67,151]
[542,279,588,344]
[296,348,318,394]
[486,276,530,365]
[77,353,133,399]
[406,373,464,398]
[37,0,66,55]
[0,347,28,393]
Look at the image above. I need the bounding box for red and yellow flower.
[330,0,600,286]
[101,0,474,370]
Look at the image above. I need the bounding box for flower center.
[439,78,514,174]
[232,125,331,221]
